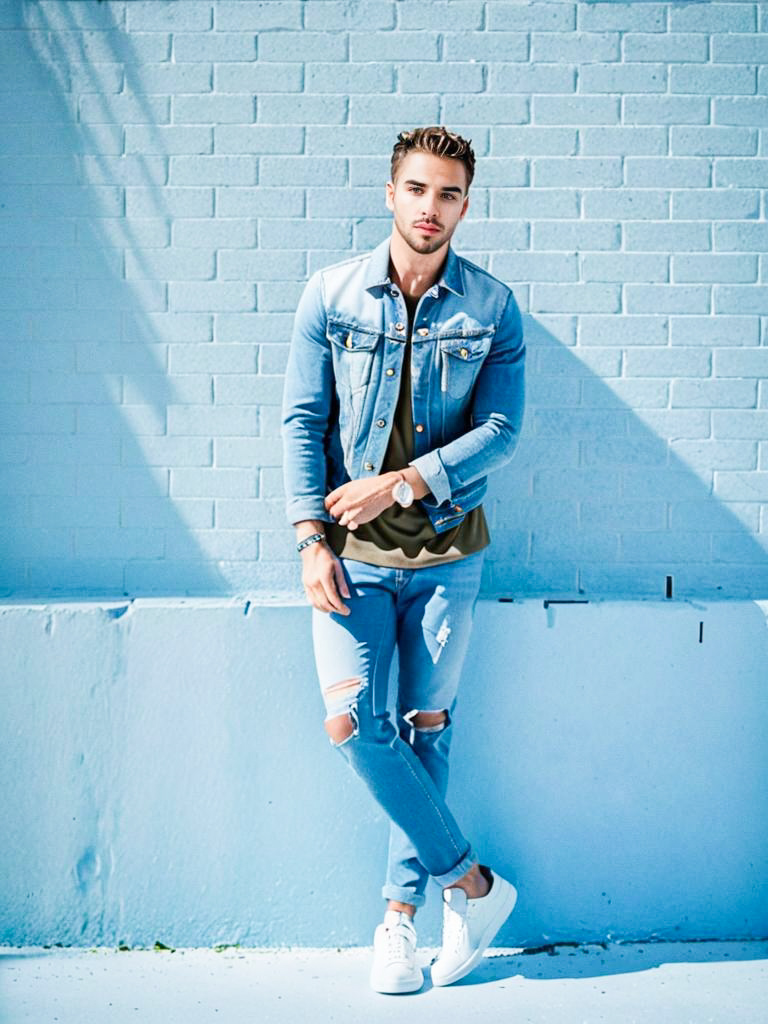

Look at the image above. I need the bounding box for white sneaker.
[370,910,423,994]
[431,868,518,987]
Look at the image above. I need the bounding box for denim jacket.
[281,237,525,534]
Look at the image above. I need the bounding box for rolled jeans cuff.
[432,845,478,889]
[381,885,427,909]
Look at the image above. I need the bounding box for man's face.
[386,150,469,257]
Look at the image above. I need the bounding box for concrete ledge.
[2,599,767,947]
[2,942,767,1024]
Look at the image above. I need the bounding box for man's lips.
[414,222,441,234]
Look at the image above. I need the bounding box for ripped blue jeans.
[311,552,484,908]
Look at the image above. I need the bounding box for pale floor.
[2,941,767,1024]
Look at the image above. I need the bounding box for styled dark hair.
[390,126,475,190]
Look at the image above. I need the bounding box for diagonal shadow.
[0,1,227,597]
[445,939,768,986]
[479,316,768,601]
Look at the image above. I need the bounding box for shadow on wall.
[481,317,768,601]
[0,2,226,598]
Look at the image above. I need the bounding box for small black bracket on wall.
[543,600,589,609]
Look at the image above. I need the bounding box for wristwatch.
[391,476,415,508]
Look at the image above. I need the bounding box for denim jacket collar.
[363,237,465,298]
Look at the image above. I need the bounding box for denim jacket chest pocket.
[327,320,380,394]
[438,328,494,400]
[327,319,381,447]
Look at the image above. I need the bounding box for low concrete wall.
[1,598,766,949]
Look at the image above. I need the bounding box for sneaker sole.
[430,882,518,987]
[370,969,424,995]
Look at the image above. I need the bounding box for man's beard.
[398,219,448,256]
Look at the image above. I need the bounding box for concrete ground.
[1,941,767,1024]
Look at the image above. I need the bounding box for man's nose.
[420,192,439,219]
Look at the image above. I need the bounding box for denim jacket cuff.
[286,497,332,526]
[409,452,451,506]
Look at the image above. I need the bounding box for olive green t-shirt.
[326,332,489,568]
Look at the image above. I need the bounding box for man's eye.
[409,186,422,194]
[441,193,456,200]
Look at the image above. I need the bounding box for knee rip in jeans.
[323,676,365,747]
[404,708,450,737]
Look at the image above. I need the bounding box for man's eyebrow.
[404,178,464,195]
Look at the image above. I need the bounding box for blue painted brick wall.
[0,0,766,600]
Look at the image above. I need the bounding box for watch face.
[394,480,414,507]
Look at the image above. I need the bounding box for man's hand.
[300,540,351,615]
[325,468,431,530]
[325,473,402,531]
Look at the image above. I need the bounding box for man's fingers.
[324,486,345,512]
[304,583,328,613]
[309,587,338,615]
[321,570,350,615]
[333,557,351,600]
[327,496,348,521]
[304,564,350,615]
[338,508,354,526]
[339,505,365,528]
[303,572,334,614]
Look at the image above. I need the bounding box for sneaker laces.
[383,918,416,964]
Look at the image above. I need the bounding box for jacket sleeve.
[409,289,525,506]
[280,272,335,526]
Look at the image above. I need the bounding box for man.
[281,127,525,993]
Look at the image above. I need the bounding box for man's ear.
[385,180,395,212]
[459,194,469,221]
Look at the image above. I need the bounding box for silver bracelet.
[296,532,325,554]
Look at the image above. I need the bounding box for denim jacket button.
[416,327,429,336]
[395,322,405,332]
[385,368,395,377]
[345,334,353,348]
[364,461,374,471]
[376,419,386,428]
[415,424,424,433]
[460,347,469,359]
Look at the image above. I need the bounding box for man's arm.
[281,271,336,527]
[408,290,525,507]
[282,275,351,615]
[323,465,430,530]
